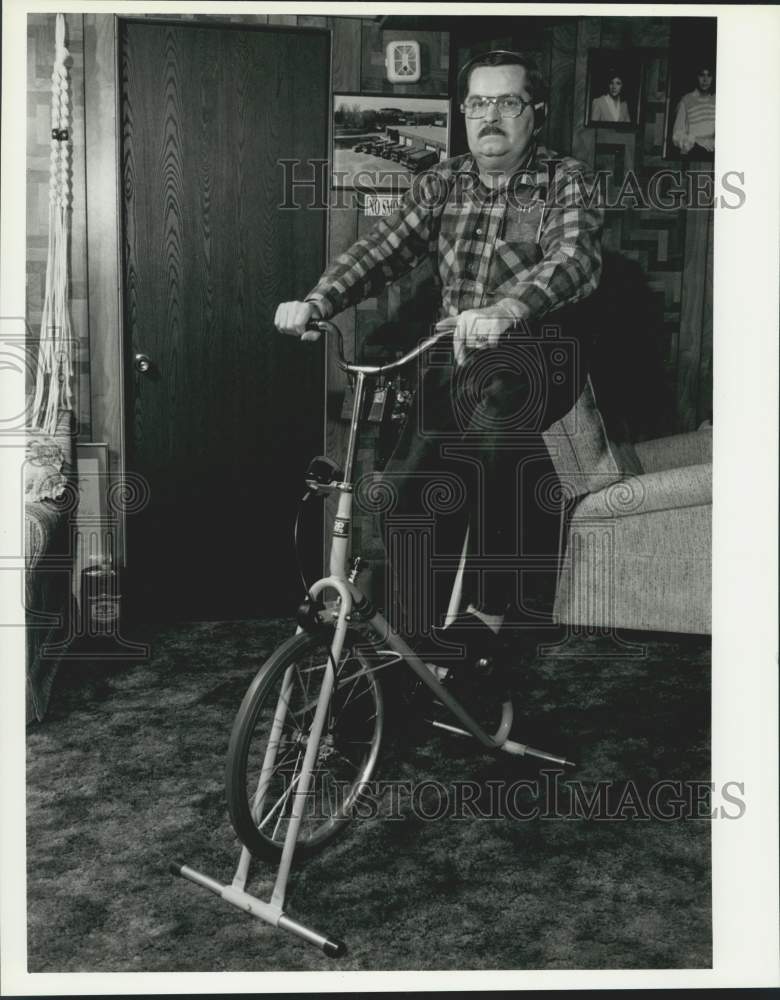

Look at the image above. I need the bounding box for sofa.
[25,409,78,723]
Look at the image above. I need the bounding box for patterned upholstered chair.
[543,383,712,635]
[24,410,77,722]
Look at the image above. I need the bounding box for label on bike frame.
[333,517,350,538]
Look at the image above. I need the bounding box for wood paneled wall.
[453,16,713,439]
[26,13,712,578]
[26,14,714,442]
[25,12,447,568]
[568,17,714,438]
[26,13,443,444]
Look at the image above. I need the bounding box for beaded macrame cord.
[31,13,75,434]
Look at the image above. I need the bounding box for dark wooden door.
[120,21,328,622]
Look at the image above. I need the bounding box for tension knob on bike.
[295,595,326,633]
[305,455,343,485]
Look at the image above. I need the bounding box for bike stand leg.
[501,739,576,768]
[170,859,347,958]
[170,634,352,957]
[428,718,576,768]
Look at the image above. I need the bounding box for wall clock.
[385,40,421,83]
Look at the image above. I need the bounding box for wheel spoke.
[339,680,377,712]
[227,630,384,859]
[338,672,367,711]
[266,750,304,837]
[270,685,307,733]
[255,767,300,830]
[266,744,300,775]
[294,664,312,716]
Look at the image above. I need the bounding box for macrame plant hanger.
[31,13,75,435]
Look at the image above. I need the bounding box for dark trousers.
[373,306,589,640]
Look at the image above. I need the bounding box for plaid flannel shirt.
[306,144,604,323]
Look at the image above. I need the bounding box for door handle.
[134,352,152,374]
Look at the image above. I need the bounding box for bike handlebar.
[306,319,455,376]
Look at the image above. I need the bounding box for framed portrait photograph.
[332,92,450,192]
[584,49,642,128]
[664,18,717,160]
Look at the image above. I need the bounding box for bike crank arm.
[170,861,347,957]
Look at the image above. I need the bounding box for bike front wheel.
[225,628,384,861]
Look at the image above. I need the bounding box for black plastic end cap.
[322,938,347,958]
[169,861,183,877]
[295,595,326,635]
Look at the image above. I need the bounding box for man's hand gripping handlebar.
[274,299,325,341]
[281,314,457,376]
[313,318,456,375]
[274,299,516,368]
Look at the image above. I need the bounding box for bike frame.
[173,322,572,956]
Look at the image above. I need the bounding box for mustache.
[479,125,506,137]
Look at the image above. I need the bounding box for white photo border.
[2,1,778,994]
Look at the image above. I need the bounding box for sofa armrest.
[634,429,712,473]
[573,463,712,520]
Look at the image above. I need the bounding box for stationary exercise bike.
[172,318,573,957]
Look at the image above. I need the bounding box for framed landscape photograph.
[584,49,642,128]
[332,92,450,192]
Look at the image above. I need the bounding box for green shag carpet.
[26,620,711,972]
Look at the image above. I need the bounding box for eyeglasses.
[460,94,534,119]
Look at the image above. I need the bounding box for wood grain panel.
[120,22,328,618]
[327,196,361,373]
[330,16,361,92]
[42,14,475,594]
[322,198,359,566]
[599,18,632,49]
[547,21,577,155]
[677,177,711,430]
[570,15,715,440]
[143,13,270,25]
[629,19,671,47]
[697,209,713,426]
[297,15,328,29]
[571,17,601,165]
[592,133,687,440]
[640,50,670,159]
[538,37,554,151]
[594,134,636,187]
[81,15,124,562]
